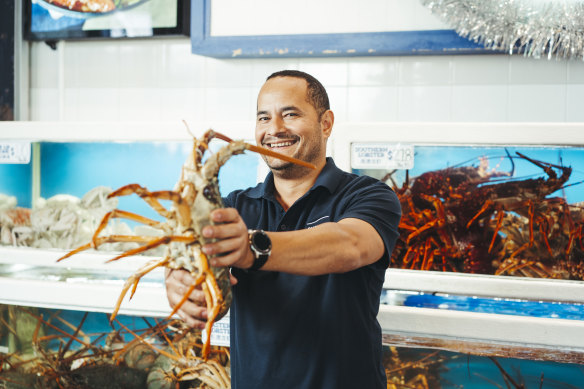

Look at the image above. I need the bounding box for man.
[166,70,401,388]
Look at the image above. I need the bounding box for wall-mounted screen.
[24,0,190,41]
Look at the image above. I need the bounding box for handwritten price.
[0,143,31,164]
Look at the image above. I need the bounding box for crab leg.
[57,234,168,261]
[58,234,197,264]
[167,282,200,319]
[196,250,225,359]
[90,209,169,247]
[150,190,194,227]
[208,130,316,169]
[108,183,173,218]
[110,256,171,321]
[105,235,196,263]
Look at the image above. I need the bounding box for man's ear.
[320,110,334,139]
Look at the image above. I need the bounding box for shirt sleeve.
[338,178,401,269]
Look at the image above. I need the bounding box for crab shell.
[168,140,249,321]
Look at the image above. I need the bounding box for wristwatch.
[248,229,272,270]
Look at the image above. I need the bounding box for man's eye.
[284,112,298,117]
[257,116,269,122]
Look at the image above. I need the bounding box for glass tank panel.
[0,164,32,208]
[0,304,230,389]
[382,288,584,321]
[39,141,260,222]
[2,305,583,389]
[382,345,584,388]
[353,144,584,281]
[1,128,583,388]
[0,140,261,250]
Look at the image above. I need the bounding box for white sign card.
[202,314,230,347]
[351,143,414,170]
[0,142,31,164]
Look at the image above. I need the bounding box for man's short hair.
[267,70,330,118]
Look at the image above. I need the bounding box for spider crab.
[58,127,314,358]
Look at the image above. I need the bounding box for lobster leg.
[421,238,434,270]
[467,199,493,228]
[406,219,440,244]
[488,210,506,253]
[404,245,422,270]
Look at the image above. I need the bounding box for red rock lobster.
[390,151,582,278]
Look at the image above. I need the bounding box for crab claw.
[208,130,316,169]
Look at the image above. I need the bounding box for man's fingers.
[168,288,208,329]
[203,208,247,240]
[165,268,209,329]
[173,285,206,305]
[172,268,196,285]
[169,282,207,308]
[172,305,208,329]
[229,272,238,286]
[203,222,245,240]
[203,235,245,256]
[179,315,207,329]
[210,207,240,223]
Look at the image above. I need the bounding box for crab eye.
[203,184,219,204]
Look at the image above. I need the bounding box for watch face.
[252,231,271,253]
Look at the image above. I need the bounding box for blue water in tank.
[403,293,584,321]
[39,141,261,222]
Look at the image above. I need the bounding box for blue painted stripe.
[191,0,493,58]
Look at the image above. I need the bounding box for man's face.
[255,76,330,177]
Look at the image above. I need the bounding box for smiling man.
[165,70,401,388]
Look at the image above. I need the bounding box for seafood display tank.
[2,121,584,388]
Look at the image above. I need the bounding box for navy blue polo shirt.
[224,158,401,389]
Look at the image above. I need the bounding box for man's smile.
[266,140,296,148]
[263,137,299,150]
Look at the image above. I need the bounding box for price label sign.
[202,314,230,347]
[0,142,31,164]
[351,143,414,170]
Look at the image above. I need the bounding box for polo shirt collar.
[245,157,342,200]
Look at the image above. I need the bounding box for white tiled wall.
[29,38,584,124]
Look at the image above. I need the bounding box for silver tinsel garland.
[420,0,584,60]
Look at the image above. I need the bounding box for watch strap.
[249,252,269,271]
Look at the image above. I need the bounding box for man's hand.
[201,208,255,270]
[165,268,208,329]
[165,208,246,327]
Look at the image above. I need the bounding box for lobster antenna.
[506,148,515,177]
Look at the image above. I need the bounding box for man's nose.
[265,115,285,135]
